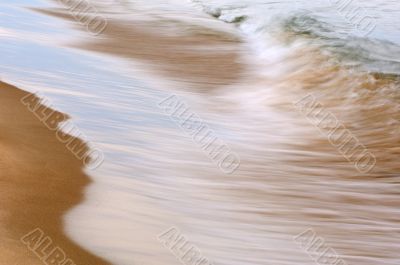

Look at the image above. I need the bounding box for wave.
[189,0,400,77]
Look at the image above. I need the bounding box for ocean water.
[1,0,400,265]
[65,0,400,263]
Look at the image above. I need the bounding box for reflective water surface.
[1,1,399,265]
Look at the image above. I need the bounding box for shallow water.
[1,0,400,265]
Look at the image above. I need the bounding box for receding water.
[1,0,399,265]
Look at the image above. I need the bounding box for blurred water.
[190,0,400,40]
[1,1,400,265]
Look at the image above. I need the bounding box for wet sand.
[0,1,250,265]
[0,81,110,264]
[33,3,246,90]
[2,1,399,265]
[0,2,249,264]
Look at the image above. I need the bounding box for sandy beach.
[0,2,248,264]
[0,81,110,264]
[1,1,400,265]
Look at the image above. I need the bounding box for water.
[1,0,400,265]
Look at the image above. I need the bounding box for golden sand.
[0,81,110,264]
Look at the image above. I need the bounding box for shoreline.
[0,2,251,263]
[4,1,399,265]
[0,81,110,264]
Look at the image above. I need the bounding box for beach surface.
[1,1,400,265]
[0,81,110,265]
[0,2,249,264]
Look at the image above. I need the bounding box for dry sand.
[0,81,110,265]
